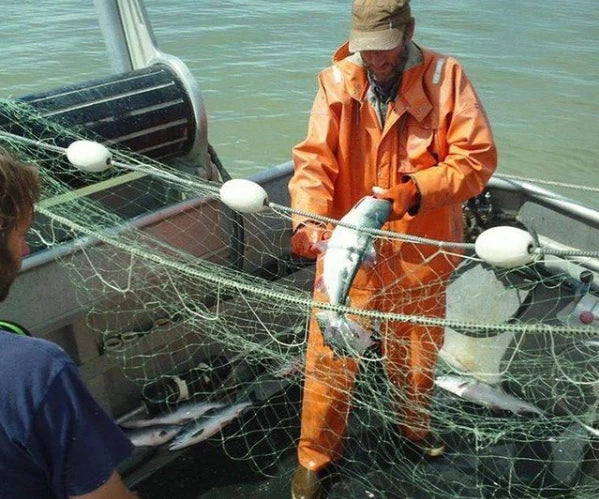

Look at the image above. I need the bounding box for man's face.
[0,214,32,301]
[361,41,406,86]
[361,22,414,87]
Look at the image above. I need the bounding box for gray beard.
[367,44,409,96]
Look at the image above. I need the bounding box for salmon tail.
[315,311,374,355]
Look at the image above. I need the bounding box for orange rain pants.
[289,41,497,472]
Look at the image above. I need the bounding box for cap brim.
[349,28,403,52]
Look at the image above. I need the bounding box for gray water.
[1,1,597,202]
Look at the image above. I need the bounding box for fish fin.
[316,311,374,355]
[240,391,259,407]
[313,239,329,253]
[191,427,206,439]
[361,241,377,269]
[314,276,326,293]
[168,427,205,451]
[517,405,545,417]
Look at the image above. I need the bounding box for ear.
[405,18,415,41]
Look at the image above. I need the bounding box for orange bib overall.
[289,41,497,471]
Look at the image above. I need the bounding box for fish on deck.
[120,399,227,428]
[435,375,545,416]
[168,400,254,451]
[125,424,182,447]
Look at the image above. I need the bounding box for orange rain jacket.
[289,41,497,471]
[290,41,496,242]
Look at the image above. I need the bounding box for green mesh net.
[1,98,598,498]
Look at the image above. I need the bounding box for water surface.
[1,1,597,203]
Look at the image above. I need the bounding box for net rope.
[1,99,597,498]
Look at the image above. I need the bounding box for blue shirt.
[0,330,133,499]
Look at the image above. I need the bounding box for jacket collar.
[333,41,432,122]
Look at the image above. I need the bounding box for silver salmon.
[168,400,253,451]
[316,196,391,355]
[435,375,545,416]
[125,425,182,447]
[120,400,226,428]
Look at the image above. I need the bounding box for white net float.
[66,140,112,173]
[219,178,268,213]
[474,226,535,268]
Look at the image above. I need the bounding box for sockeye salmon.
[168,400,253,451]
[125,424,182,447]
[435,375,545,416]
[120,399,226,428]
[316,196,391,355]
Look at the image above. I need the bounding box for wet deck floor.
[129,385,302,499]
[134,448,294,499]
[127,385,599,499]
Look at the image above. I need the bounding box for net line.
[1,98,598,498]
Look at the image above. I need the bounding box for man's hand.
[372,179,420,221]
[290,221,330,259]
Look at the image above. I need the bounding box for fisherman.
[0,149,138,499]
[288,0,497,497]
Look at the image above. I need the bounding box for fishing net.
[1,98,598,498]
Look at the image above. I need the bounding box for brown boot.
[291,465,322,499]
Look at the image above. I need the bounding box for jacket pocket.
[398,124,438,174]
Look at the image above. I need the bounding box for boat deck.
[129,383,599,499]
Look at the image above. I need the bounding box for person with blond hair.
[0,149,139,499]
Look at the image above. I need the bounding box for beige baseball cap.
[349,0,412,53]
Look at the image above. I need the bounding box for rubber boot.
[291,465,322,499]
